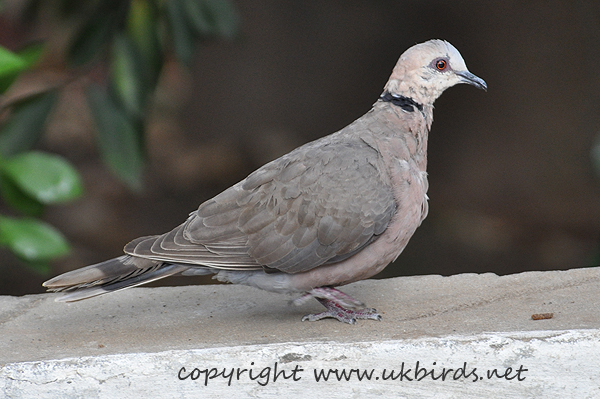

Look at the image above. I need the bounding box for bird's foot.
[302,298,382,324]
[293,287,382,324]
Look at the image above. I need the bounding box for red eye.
[436,59,447,70]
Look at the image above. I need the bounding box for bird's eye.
[435,59,448,71]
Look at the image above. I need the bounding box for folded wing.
[125,133,397,274]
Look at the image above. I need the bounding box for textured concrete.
[1,267,600,397]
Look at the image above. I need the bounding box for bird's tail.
[43,255,192,302]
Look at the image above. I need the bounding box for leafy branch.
[0,0,239,271]
[0,45,82,273]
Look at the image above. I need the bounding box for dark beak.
[457,71,487,91]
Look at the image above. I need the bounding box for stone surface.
[1,268,600,397]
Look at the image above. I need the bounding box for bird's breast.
[385,156,429,247]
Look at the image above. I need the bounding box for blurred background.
[0,0,599,296]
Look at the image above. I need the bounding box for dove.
[44,39,486,324]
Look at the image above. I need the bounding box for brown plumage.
[44,40,486,323]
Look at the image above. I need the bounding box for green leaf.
[0,45,27,93]
[183,0,214,36]
[202,0,239,38]
[86,85,144,190]
[164,0,196,64]
[1,151,83,203]
[0,216,70,261]
[180,0,239,50]
[0,91,57,157]
[111,34,145,117]
[0,174,44,216]
[0,43,44,94]
[24,260,51,275]
[0,45,26,77]
[17,42,45,68]
[127,0,162,85]
[68,1,132,66]
[68,13,115,66]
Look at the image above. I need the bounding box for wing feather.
[123,127,397,274]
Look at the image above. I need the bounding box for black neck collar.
[380,91,423,113]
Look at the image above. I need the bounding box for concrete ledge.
[3,330,600,398]
[1,267,600,397]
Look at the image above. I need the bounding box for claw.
[295,287,382,324]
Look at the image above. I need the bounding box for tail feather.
[52,264,190,302]
[43,255,192,302]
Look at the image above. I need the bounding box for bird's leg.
[293,286,382,324]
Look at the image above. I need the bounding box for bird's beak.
[456,71,487,91]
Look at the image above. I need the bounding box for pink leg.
[293,287,382,324]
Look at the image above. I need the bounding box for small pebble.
[531,313,553,320]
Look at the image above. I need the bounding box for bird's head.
[384,39,487,106]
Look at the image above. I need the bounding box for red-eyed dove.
[44,39,486,324]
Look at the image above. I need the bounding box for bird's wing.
[125,132,397,274]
